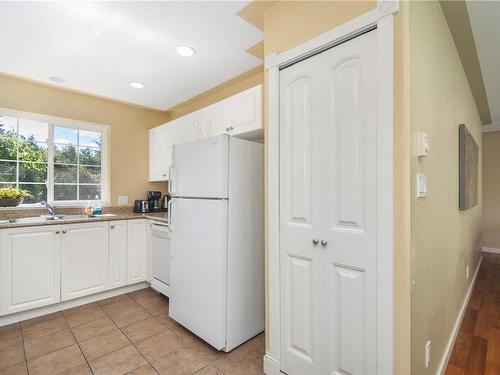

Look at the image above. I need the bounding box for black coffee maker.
[147,191,162,211]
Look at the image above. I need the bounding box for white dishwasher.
[150,221,171,297]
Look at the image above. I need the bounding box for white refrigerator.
[168,134,264,352]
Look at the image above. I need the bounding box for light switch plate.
[414,132,429,157]
[425,340,431,368]
[416,173,427,198]
[118,196,128,205]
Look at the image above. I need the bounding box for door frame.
[265,1,399,374]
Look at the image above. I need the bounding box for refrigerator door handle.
[169,164,176,195]
[168,198,173,230]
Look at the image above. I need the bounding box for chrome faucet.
[41,201,56,216]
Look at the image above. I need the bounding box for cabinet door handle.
[229,126,234,130]
[321,240,328,247]
[225,127,230,132]
[62,230,67,234]
[110,225,115,229]
[55,230,60,234]
[312,239,319,245]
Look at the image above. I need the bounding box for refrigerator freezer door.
[169,198,228,350]
[171,134,229,198]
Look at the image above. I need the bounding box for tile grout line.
[99,294,157,374]
[115,291,209,374]
[21,314,74,372]
[14,289,264,375]
[19,323,28,374]
[63,312,96,375]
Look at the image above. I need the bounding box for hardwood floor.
[445,253,500,375]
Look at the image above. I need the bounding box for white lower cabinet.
[0,225,61,315]
[61,222,109,301]
[0,218,149,316]
[127,219,148,284]
[108,221,127,289]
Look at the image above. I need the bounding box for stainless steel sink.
[7,213,116,224]
[9,214,87,224]
[8,216,62,224]
[56,214,88,220]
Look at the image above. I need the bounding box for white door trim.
[265,1,398,373]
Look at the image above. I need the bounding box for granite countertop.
[0,208,168,229]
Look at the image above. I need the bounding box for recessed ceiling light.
[129,82,144,89]
[49,76,65,83]
[176,46,196,57]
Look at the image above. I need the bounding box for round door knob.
[225,127,230,131]
[110,225,115,229]
[62,230,67,234]
[321,240,328,247]
[55,231,60,234]
[229,126,234,130]
[312,239,319,245]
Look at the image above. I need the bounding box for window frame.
[0,108,110,208]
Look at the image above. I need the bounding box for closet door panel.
[279,53,323,375]
[320,30,378,375]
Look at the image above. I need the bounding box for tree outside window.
[0,114,104,205]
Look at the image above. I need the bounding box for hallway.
[445,253,500,375]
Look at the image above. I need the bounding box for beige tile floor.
[0,288,265,375]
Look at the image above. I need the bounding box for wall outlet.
[466,265,470,279]
[118,196,129,205]
[425,340,431,368]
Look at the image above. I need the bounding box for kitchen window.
[0,113,108,206]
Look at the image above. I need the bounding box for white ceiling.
[0,1,263,110]
[466,1,500,125]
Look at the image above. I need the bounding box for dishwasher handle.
[150,222,170,239]
[151,222,168,228]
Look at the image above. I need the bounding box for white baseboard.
[482,246,500,254]
[0,282,149,327]
[263,353,281,375]
[437,256,483,375]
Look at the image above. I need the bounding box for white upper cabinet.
[205,99,235,136]
[61,222,109,301]
[149,85,262,181]
[149,125,172,181]
[202,85,262,137]
[0,225,61,315]
[231,85,262,136]
[175,113,199,145]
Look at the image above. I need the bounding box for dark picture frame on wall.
[458,124,479,211]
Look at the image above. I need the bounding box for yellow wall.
[0,74,170,205]
[409,2,483,374]
[263,1,376,55]
[165,65,264,123]
[482,132,500,248]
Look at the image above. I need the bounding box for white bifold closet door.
[279,29,377,375]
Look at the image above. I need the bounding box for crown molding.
[482,122,500,133]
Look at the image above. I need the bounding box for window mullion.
[15,117,19,190]
[77,129,80,201]
[47,123,55,204]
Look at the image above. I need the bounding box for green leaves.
[0,186,32,199]
[0,121,102,203]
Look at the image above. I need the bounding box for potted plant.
[0,186,32,207]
